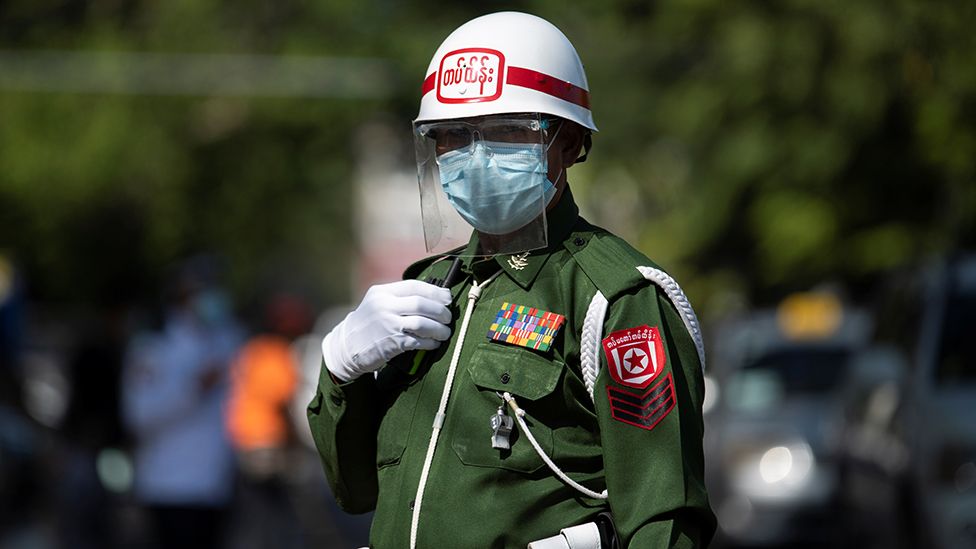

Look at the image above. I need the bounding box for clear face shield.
[414,113,560,257]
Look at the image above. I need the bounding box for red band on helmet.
[505,67,590,109]
[421,66,590,110]
[422,72,437,95]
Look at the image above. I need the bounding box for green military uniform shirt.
[308,188,716,548]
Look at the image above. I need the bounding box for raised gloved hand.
[322,280,453,382]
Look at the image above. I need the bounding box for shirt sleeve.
[307,361,382,514]
[593,283,716,548]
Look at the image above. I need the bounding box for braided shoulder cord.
[579,290,608,402]
[636,266,706,371]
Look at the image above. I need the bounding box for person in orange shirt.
[226,294,310,549]
[227,335,298,461]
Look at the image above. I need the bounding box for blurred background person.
[0,254,46,548]
[56,301,131,549]
[121,257,244,549]
[0,254,23,399]
[224,292,309,549]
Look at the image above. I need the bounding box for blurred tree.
[545,0,976,310]
[0,0,974,315]
[0,0,376,308]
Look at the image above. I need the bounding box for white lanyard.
[409,269,501,549]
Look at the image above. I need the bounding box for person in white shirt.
[122,267,243,549]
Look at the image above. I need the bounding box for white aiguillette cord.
[501,391,608,501]
[409,268,502,549]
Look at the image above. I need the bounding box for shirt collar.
[461,186,580,289]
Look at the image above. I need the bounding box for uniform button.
[330,394,343,407]
[573,237,585,246]
[500,372,511,384]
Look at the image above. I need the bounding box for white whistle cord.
[502,392,608,501]
[409,270,501,549]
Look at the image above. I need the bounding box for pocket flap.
[467,341,563,400]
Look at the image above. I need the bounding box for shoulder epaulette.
[565,220,663,302]
[569,219,706,373]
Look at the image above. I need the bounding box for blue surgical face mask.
[436,140,559,235]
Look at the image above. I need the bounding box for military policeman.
[308,11,716,548]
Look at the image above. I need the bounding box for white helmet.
[415,12,597,131]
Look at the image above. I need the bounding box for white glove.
[322,280,453,382]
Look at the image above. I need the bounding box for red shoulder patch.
[602,325,666,389]
[607,372,676,431]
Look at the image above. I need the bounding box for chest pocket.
[451,341,564,474]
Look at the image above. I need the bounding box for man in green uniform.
[308,11,716,548]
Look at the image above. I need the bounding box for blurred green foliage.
[1,0,974,315]
[557,0,976,310]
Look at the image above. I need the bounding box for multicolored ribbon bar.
[487,302,565,352]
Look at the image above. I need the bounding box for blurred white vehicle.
[843,254,976,549]
[704,293,871,547]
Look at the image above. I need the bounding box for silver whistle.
[490,406,514,450]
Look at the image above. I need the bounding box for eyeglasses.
[416,116,559,154]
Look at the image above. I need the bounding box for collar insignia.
[507,252,530,271]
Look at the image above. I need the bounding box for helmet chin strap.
[577,132,592,163]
